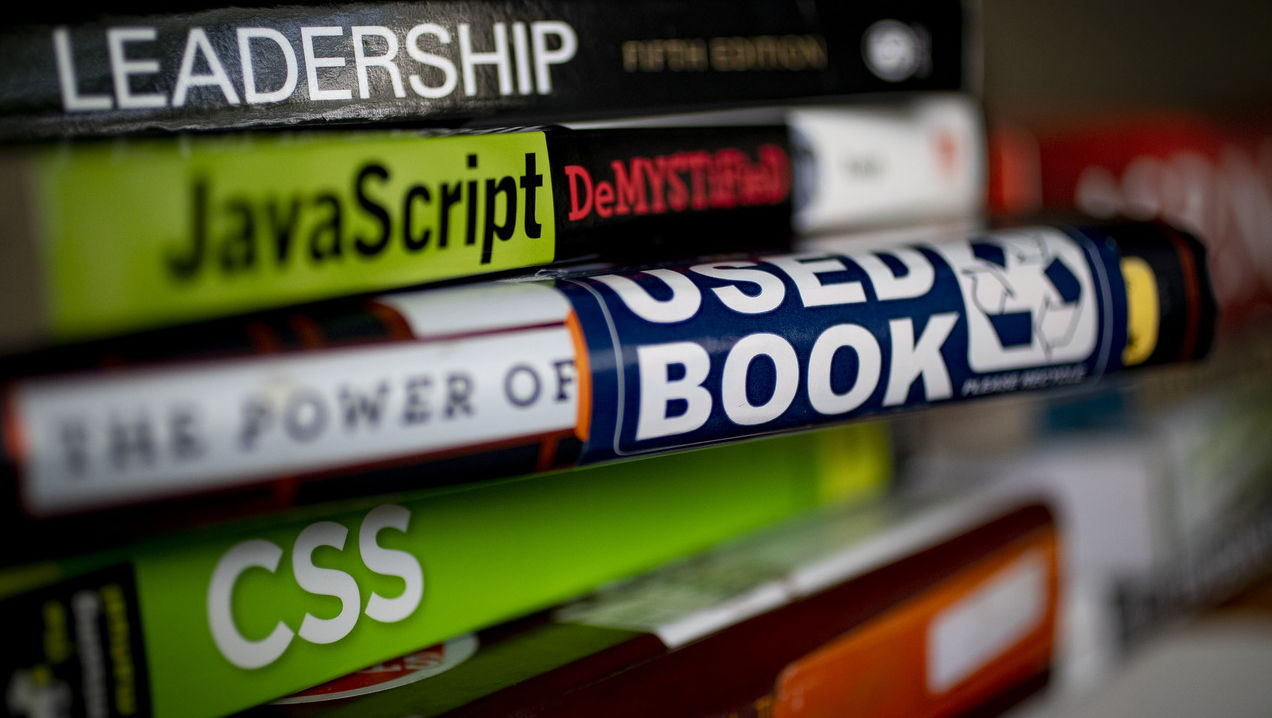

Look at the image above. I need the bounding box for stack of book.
[0,3,1218,717]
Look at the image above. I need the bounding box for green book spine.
[0,424,888,718]
[0,124,795,350]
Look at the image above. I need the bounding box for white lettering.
[767,255,866,307]
[855,248,935,301]
[721,333,798,425]
[107,27,166,109]
[238,28,299,104]
[807,324,881,415]
[360,505,424,624]
[530,21,577,94]
[635,342,712,440]
[301,26,353,102]
[458,22,512,97]
[511,22,533,95]
[883,314,958,406]
[207,539,294,670]
[405,24,458,99]
[593,270,703,323]
[173,28,241,107]
[352,26,405,99]
[690,261,785,314]
[293,522,361,645]
[53,28,112,111]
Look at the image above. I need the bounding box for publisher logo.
[862,20,925,82]
[941,230,1099,372]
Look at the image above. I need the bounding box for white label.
[791,95,983,233]
[16,324,579,516]
[926,550,1047,693]
[935,228,1101,373]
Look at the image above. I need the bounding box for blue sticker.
[555,226,1127,463]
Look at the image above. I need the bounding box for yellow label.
[1121,256,1159,365]
[33,131,555,341]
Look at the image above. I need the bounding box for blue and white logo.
[937,229,1099,372]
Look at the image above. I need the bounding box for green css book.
[0,424,887,718]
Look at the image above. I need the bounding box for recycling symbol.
[957,232,1091,367]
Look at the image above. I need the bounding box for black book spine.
[0,0,967,138]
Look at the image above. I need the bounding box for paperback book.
[0,222,1215,535]
[0,424,890,718]
[257,492,1058,717]
[988,111,1272,326]
[0,96,983,348]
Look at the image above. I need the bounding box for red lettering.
[759,144,792,203]
[565,165,593,221]
[611,158,649,215]
[595,180,615,218]
[663,156,688,211]
[681,152,712,210]
[637,157,667,213]
[709,148,747,209]
[570,145,790,223]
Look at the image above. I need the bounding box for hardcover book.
[0,0,970,138]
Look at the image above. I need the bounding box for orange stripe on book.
[565,310,592,442]
[3,391,29,490]
[365,300,416,341]
[289,313,326,349]
[536,437,560,472]
[772,529,1058,718]
[246,321,280,354]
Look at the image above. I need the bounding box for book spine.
[0,426,887,718]
[2,222,1213,522]
[790,95,985,233]
[987,114,1272,326]
[0,1,966,139]
[260,496,1057,717]
[565,221,1211,461]
[4,124,792,348]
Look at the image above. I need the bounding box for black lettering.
[219,199,256,273]
[108,413,155,470]
[438,182,463,248]
[519,153,543,239]
[167,178,207,280]
[308,193,344,261]
[284,390,328,442]
[170,406,204,461]
[240,398,271,449]
[354,163,392,256]
[551,359,575,401]
[481,175,517,264]
[339,381,389,429]
[58,419,89,477]
[403,185,432,251]
[402,375,432,424]
[504,364,541,407]
[465,178,479,247]
[444,373,473,418]
[266,198,302,264]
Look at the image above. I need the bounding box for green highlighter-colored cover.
[31,131,556,341]
[0,424,888,718]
